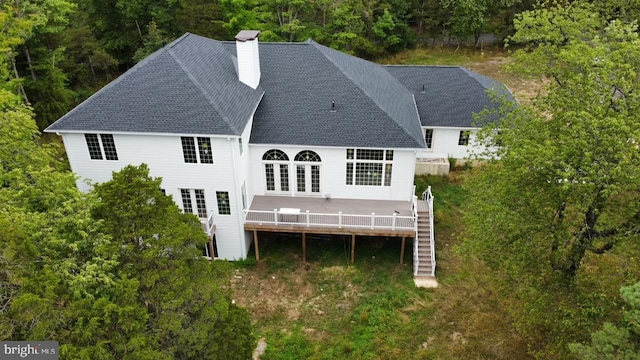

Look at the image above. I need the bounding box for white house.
[46,31,512,282]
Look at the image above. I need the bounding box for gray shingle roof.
[384,65,513,128]
[223,41,425,148]
[47,33,512,149]
[46,34,264,135]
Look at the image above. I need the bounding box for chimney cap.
[235,30,261,42]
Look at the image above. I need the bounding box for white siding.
[248,145,416,202]
[62,132,248,260]
[419,127,480,159]
[236,39,260,89]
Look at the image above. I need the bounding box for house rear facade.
[46,31,511,280]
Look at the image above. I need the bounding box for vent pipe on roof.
[420,84,426,93]
[330,101,336,112]
[235,30,261,89]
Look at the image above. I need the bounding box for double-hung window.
[345,149,393,186]
[85,134,118,160]
[181,137,213,163]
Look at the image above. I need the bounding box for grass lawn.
[231,172,531,360]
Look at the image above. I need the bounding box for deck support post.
[302,233,307,263]
[253,230,260,261]
[400,236,406,264]
[351,235,356,263]
[208,236,215,261]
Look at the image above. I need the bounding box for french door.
[295,164,320,195]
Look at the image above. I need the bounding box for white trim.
[249,143,426,151]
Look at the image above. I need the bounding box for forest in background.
[4,0,537,130]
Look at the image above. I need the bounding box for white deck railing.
[244,209,415,231]
[201,211,216,236]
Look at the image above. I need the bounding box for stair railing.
[421,186,436,277]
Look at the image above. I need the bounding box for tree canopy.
[462,0,640,357]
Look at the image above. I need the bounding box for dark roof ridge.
[167,32,193,49]
[308,41,423,147]
[167,44,239,134]
[459,67,501,90]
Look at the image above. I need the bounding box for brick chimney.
[235,30,261,89]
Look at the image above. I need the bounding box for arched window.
[262,149,289,192]
[294,150,321,193]
[294,150,321,162]
[262,149,289,161]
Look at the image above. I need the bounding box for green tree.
[569,281,640,359]
[92,164,254,359]
[3,0,77,128]
[443,0,518,45]
[0,75,156,357]
[463,1,640,357]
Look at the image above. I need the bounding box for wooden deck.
[244,196,415,237]
[244,195,418,263]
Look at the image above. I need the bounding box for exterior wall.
[419,127,480,159]
[247,145,417,203]
[61,132,248,260]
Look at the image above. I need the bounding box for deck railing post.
[274,209,278,225]
[338,211,342,228]
[371,213,375,229]
[306,210,310,227]
[392,213,396,230]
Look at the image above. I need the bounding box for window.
[311,165,320,193]
[458,131,470,146]
[265,164,275,191]
[384,164,392,186]
[198,137,213,163]
[85,134,102,160]
[180,189,208,218]
[85,134,118,160]
[180,189,193,214]
[346,148,393,186]
[296,165,305,192]
[355,163,383,186]
[194,189,207,218]
[241,182,247,210]
[101,135,118,160]
[295,151,321,194]
[280,164,290,191]
[216,191,231,215]
[294,150,321,162]
[263,149,289,192]
[262,149,288,161]
[181,137,213,163]
[346,163,353,185]
[425,129,433,149]
[181,137,197,163]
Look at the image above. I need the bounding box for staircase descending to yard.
[413,187,438,288]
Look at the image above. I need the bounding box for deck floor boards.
[248,196,413,216]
